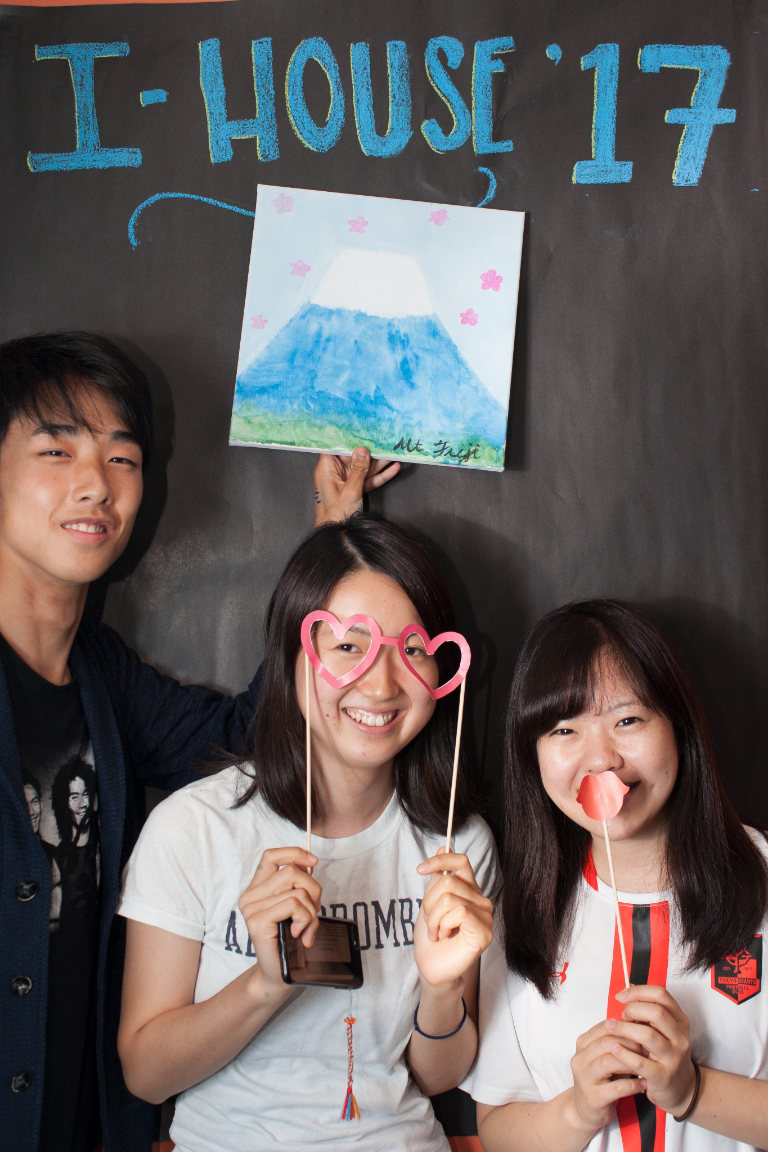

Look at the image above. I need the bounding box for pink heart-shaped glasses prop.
[397,625,471,700]
[300,611,471,697]
[577,772,630,822]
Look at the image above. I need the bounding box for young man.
[0,332,398,1152]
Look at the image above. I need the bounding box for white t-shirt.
[118,766,498,1152]
[464,834,768,1152]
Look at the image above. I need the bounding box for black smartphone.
[278,916,364,989]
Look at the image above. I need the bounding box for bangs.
[19,375,129,438]
[520,616,663,741]
[0,332,153,461]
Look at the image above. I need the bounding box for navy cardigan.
[0,620,261,1152]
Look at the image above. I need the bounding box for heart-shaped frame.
[301,611,384,690]
[397,625,471,700]
[300,610,471,698]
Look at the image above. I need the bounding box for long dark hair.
[233,515,479,835]
[501,599,768,998]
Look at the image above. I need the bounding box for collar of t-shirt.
[584,849,672,906]
[252,788,402,861]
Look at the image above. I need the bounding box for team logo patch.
[711,935,762,1004]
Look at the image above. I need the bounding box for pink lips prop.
[300,611,470,699]
[576,772,630,821]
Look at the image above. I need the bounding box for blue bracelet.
[413,997,468,1039]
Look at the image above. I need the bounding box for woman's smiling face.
[536,658,679,842]
[296,569,438,778]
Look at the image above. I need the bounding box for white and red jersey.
[464,831,768,1152]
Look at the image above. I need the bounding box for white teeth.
[345,709,396,727]
[67,523,106,534]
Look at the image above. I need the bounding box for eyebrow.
[607,698,643,712]
[32,421,139,446]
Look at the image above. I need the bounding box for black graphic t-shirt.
[0,634,101,1152]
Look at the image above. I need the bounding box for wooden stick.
[603,818,630,989]
[444,678,466,858]
[305,652,312,857]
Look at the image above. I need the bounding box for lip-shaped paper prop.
[300,611,471,698]
[577,772,630,821]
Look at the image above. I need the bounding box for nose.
[355,646,401,701]
[72,452,111,506]
[583,725,622,774]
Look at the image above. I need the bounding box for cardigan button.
[10,1072,31,1093]
[16,881,39,902]
[11,976,33,996]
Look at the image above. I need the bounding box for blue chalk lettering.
[285,37,344,153]
[573,44,632,184]
[128,192,254,249]
[472,37,515,155]
[28,43,141,172]
[421,37,471,153]
[546,44,562,65]
[351,41,412,158]
[199,38,279,164]
[639,45,736,186]
[476,166,497,206]
[140,89,167,106]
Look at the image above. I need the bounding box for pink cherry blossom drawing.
[460,308,478,326]
[480,269,503,292]
[348,215,369,234]
[290,260,311,278]
[272,193,294,215]
[251,314,268,330]
[430,208,449,226]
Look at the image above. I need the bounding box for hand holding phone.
[278,916,364,989]
[238,846,322,990]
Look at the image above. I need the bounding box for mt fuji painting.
[231,186,524,471]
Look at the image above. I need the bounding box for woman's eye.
[404,646,427,658]
[41,449,68,457]
[336,643,362,654]
[617,716,642,727]
[552,726,575,736]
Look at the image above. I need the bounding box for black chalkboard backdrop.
[1,5,766,837]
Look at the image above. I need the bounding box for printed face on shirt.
[68,776,90,825]
[296,570,438,780]
[536,661,678,843]
[24,782,41,834]
[0,386,143,589]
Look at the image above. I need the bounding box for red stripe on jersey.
[605,899,670,1152]
[647,903,670,989]
[607,903,635,1021]
[583,848,598,891]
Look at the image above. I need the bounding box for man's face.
[68,776,90,825]
[0,388,143,588]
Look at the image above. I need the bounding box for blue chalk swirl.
[476,167,497,207]
[546,44,562,65]
[128,192,254,248]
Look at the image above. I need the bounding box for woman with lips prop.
[116,515,497,1152]
[467,599,768,1152]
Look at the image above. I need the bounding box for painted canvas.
[231,186,524,471]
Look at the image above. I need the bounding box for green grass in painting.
[229,409,504,470]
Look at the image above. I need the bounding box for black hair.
[501,598,768,998]
[22,771,42,798]
[0,332,153,462]
[232,514,479,836]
